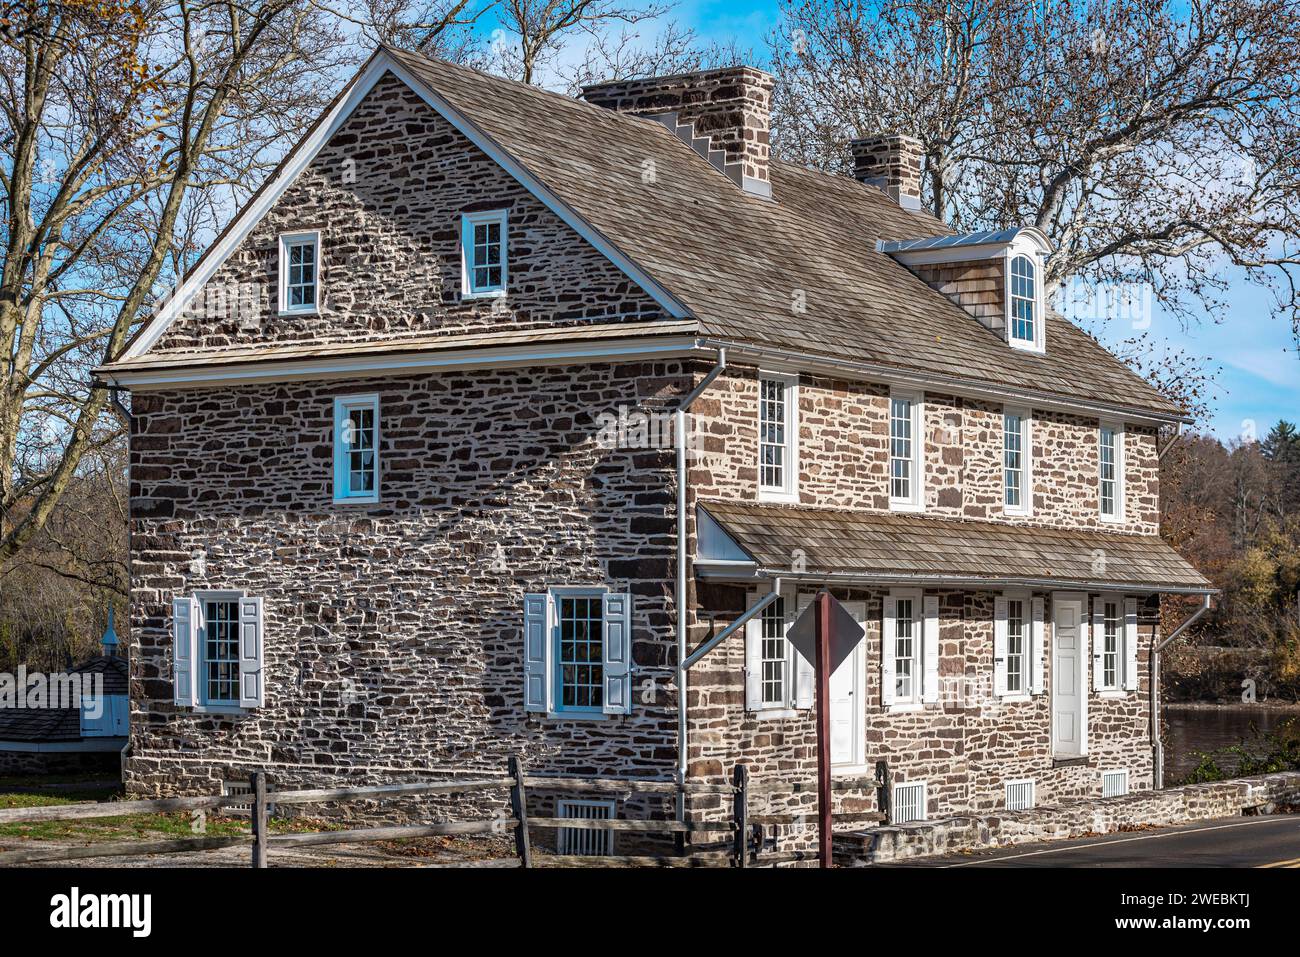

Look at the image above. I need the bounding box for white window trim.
[1094,592,1128,696]
[1004,237,1046,354]
[886,588,924,710]
[461,209,509,298]
[1002,407,1033,517]
[888,389,925,513]
[538,586,632,720]
[278,230,321,316]
[1098,421,1126,523]
[997,589,1033,701]
[748,586,802,719]
[757,371,799,503]
[333,394,381,505]
[192,589,247,712]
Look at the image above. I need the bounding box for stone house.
[97,46,1212,837]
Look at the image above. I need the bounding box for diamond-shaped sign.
[787,592,866,674]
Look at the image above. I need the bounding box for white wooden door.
[829,601,866,768]
[1051,594,1088,757]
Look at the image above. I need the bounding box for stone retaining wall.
[835,770,1300,864]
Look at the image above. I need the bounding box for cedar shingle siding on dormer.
[911,259,1007,334]
[154,75,666,355]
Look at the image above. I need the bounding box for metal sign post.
[789,591,866,868]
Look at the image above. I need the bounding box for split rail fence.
[0,758,886,868]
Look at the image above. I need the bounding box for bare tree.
[770,0,1300,339]
[556,20,751,95]
[490,0,673,84]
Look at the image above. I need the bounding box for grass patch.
[0,790,347,845]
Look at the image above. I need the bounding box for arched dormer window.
[1009,254,1037,347]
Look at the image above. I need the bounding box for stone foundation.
[834,770,1300,864]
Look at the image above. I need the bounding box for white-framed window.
[1092,594,1138,694]
[171,591,264,711]
[759,597,788,708]
[743,590,813,715]
[461,209,508,297]
[521,588,632,717]
[891,780,927,824]
[1101,769,1130,798]
[1099,422,1125,521]
[758,372,798,501]
[883,590,938,709]
[278,231,320,314]
[1002,408,1032,515]
[1008,254,1037,346]
[557,798,616,856]
[1005,779,1036,811]
[333,394,380,504]
[1006,596,1027,694]
[892,595,919,703]
[888,391,924,511]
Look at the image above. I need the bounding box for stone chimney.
[850,135,924,211]
[582,67,776,198]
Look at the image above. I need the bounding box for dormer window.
[1009,255,1036,344]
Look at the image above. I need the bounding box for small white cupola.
[878,227,1052,354]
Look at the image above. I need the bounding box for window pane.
[1010,255,1035,343]
[469,217,505,292]
[1103,601,1119,688]
[559,597,604,710]
[1006,599,1024,693]
[890,398,914,501]
[1004,413,1023,508]
[895,598,914,700]
[760,597,786,706]
[759,378,788,491]
[203,599,240,704]
[1100,428,1116,515]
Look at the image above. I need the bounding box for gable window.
[1003,409,1032,515]
[333,395,380,504]
[461,210,508,297]
[172,592,264,711]
[278,231,320,314]
[758,372,798,501]
[889,392,924,511]
[1099,423,1125,521]
[521,589,632,717]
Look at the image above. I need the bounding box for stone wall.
[690,363,1160,534]
[155,74,666,356]
[125,361,686,801]
[837,770,1300,864]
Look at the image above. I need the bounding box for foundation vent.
[557,798,616,856]
[1005,779,1036,811]
[1102,769,1130,798]
[891,781,928,824]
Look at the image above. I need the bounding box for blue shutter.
[602,592,632,715]
[172,596,196,707]
[523,593,549,712]
[238,597,264,709]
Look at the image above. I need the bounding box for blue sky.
[656,0,1300,441]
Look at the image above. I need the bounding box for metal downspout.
[1151,593,1212,788]
[676,349,725,820]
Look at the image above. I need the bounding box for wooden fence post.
[509,755,531,868]
[732,764,749,868]
[250,771,268,869]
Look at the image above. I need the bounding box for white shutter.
[794,594,813,709]
[1030,597,1045,694]
[992,597,1009,697]
[602,592,633,715]
[922,595,940,704]
[881,599,896,708]
[1124,597,1139,691]
[172,596,197,707]
[1091,599,1104,693]
[523,593,549,713]
[238,597,264,709]
[744,590,763,710]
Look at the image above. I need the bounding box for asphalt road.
[901,814,1300,867]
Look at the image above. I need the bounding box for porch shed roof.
[698,501,1213,594]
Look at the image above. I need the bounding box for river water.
[1163,705,1297,785]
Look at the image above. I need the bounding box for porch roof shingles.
[699,500,1213,593]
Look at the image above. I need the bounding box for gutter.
[1151,593,1213,789]
[722,566,1217,597]
[675,348,726,820]
[699,337,1192,428]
